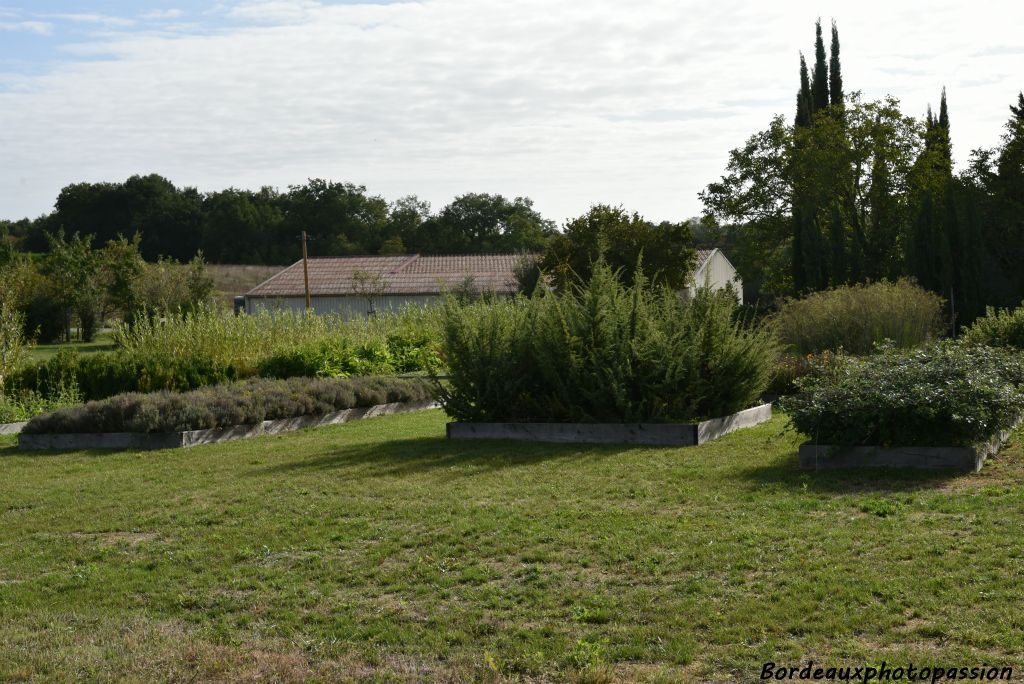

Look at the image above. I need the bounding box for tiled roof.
[695,249,714,270]
[246,254,528,297]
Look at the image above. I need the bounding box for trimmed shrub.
[773,280,946,356]
[439,259,778,423]
[22,376,436,434]
[962,303,1024,350]
[782,342,1024,447]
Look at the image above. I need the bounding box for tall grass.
[772,279,946,356]
[439,259,779,423]
[112,305,443,376]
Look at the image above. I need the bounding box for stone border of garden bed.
[17,400,440,452]
[0,421,27,436]
[445,404,772,446]
[798,421,1020,472]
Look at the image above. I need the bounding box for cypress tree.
[811,19,830,113]
[795,53,812,128]
[792,206,806,292]
[828,205,847,285]
[828,20,844,109]
[938,87,952,163]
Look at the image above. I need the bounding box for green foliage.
[114,306,441,379]
[10,307,443,402]
[773,279,946,356]
[22,376,435,434]
[539,205,696,291]
[783,341,1024,447]
[138,252,216,316]
[439,259,778,423]
[10,349,240,402]
[408,193,556,254]
[258,334,439,379]
[962,303,1024,349]
[0,300,29,393]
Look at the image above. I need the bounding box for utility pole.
[301,231,312,311]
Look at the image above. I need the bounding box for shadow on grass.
[255,435,630,480]
[737,452,973,494]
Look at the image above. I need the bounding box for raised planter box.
[799,423,1018,473]
[18,400,439,452]
[0,421,27,436]
[446,404,772,446]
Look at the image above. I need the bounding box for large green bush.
[773,279,946,356]
[782,342,1024,447]
[961,303,1024,349]
[22,376,435,434]
[439,259,778,423]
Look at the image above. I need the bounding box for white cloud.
[225,0,324,23]
[140,9,185,21]
[0,19,52,35]
[44,13,135,27]
[1,0,1023,223]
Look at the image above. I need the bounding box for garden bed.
[19,400,439,451]
[799,420,1019,472]
[446,404,772,446]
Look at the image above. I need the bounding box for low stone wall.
[0,421,28,436]
[18,400,439,452]
[799,423,1017,472]
[446,404,772,446]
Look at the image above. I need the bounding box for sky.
[0,0,1022,225]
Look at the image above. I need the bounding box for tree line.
[0,178,561,264]
[701,19,1024,327]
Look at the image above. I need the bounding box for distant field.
[208,264,286,302]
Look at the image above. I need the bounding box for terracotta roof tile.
[246,254,530,297]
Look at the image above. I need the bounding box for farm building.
[243,254,524,317]
[690,248,743,304]
[244,250,741,317]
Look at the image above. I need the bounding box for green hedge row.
[22,376,436,435]
[782,342,1024,447]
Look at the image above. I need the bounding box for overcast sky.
[1,0,1022,224]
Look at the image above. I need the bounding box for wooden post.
[302,231,311,311]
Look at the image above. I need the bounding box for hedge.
[782,342,1024,447]
[22,376,436,435]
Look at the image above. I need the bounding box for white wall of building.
[246,294,442,318]
[688,249,743,304]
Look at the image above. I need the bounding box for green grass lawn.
[26,332,116,362]
[1,411,1023,682]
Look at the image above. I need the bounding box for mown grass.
[25,332,116,362]
[1,412,1023,682]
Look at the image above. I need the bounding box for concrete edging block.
[17,400,439,452]
[799,424,1017,472]
[0,421,28,436]
[446,403,772,446]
